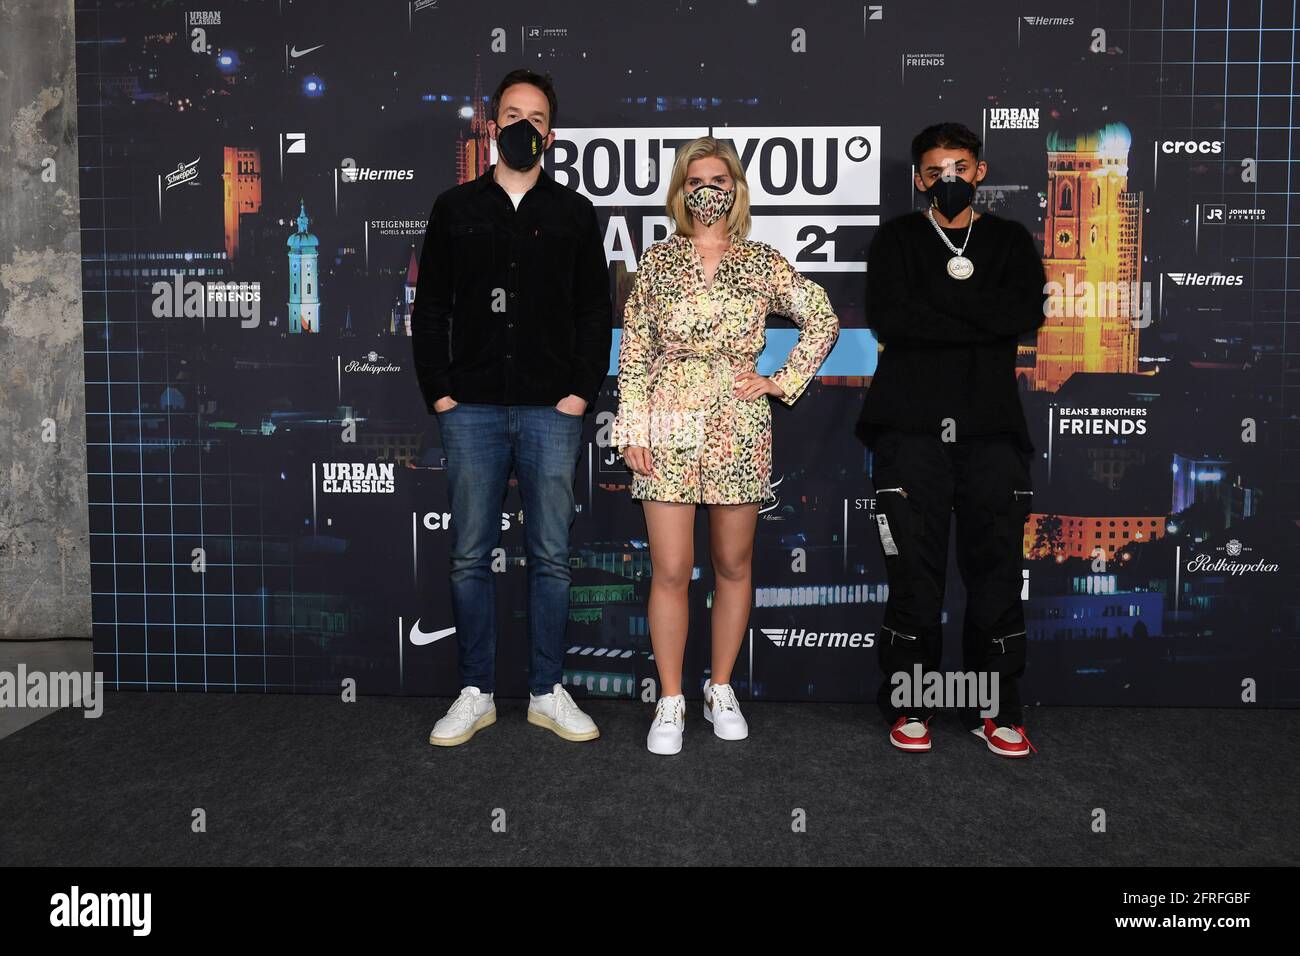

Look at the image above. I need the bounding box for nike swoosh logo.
[409,620,456,646]
[289,44,324,57]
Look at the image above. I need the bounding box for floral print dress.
[611,234,840,504]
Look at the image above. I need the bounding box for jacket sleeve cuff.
[423,375,454,412]
[571,376,604,412]
[567,356,610,409]
[610,408,650,453]
[769,366,809,406]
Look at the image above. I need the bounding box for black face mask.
[923,173,977,220]
[496,118,545,171]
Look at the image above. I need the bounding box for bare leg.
[706,502,759,685]
[642,500,696,698]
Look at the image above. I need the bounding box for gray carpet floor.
[2,694,1296,866]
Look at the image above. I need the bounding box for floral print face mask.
[683,183,735,226]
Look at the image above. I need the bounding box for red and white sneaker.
[971,718,1038,758]
[889,716,932,752]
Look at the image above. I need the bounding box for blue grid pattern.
[76,0,327,693]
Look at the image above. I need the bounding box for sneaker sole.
[890,736,932,752]
[702,703,749,740]
[970,728,1030,758]
[647,736,683,756]
[526,709,600,742]
[429,709,496,747]
[984,741,1030,757]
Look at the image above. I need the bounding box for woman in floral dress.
[610,136,840,755]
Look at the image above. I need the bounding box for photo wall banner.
[74,0,1300,705]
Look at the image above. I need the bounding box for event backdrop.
[74,0,1300,706]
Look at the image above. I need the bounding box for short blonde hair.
[666,136,751,239]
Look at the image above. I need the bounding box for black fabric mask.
[496,118,545,171]
[923,173,976,220]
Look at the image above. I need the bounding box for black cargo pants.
[869,428,1033,729]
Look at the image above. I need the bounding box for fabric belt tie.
[644,343,756,457]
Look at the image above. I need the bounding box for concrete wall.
[0,0,89,639]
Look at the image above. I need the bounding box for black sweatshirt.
[854,210,1048,451]
[409,166,613,412]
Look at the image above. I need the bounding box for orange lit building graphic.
[1024,513,1167,561]
[1027,123,1144,393]
[222,146,262,263]
[456,57,493,184]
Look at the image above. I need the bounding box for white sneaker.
[527,683,600,741]
[647,694,686,755]
[702,679,748,740]
[429,686,496,747]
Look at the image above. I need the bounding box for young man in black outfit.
[856,123,1048,757]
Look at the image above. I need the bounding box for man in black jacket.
[856,122,1047,758]
[411,69,612,747]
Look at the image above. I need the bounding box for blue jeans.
[436,402,583,696]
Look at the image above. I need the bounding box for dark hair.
[910,122,982,167]
[489,69,558,128]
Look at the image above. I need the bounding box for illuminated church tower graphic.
[455,55,492,184]
[287,200,320,333]
[1031,122,1144,392]
[222,146,261,263]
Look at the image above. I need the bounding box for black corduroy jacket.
[410,165,612,412]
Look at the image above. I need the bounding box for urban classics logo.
[1166,272,1244,287]
[760,627,875,649]
[1056,406,1148,437]
[164,157,200,189]
[1159,139,1223,154]
[989,108,1040,129]
[50,886,151,936]
[321,462,395,494]
[152,275,261,326]
[345,351,402,374]
[1187,539,1279,575]
[187,11,220,26]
